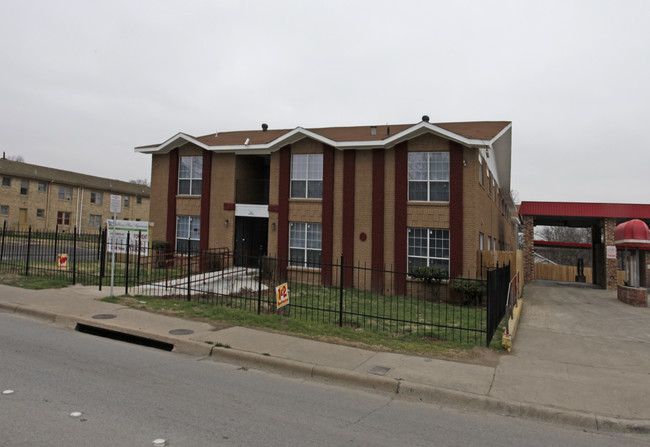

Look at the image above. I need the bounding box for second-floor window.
[58,186,72,200]
[290,154,323,199]
[90,191,103,204]
[20,180,29,195]
[178,156,202,195]
[408,152,449,202]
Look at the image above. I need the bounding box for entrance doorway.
[234,216,268,266]
[19,208,27,230]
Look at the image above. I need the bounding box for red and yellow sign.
[276,283,289,309]
[57,254,68,271]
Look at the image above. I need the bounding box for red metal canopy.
[614,219,650,250]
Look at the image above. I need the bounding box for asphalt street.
[1,312,648,447]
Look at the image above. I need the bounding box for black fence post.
[72,227,77,285]
[0,220,6,265]
[339,253,344,327]
[257,245,263,315]
[99,228,107,291]
[186,238,191,302]
[125,231,130,295]
[25,226,32,276]
[136,232,142,284]
[54,224,58,264]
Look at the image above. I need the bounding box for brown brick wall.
[208,153,235,249]
[149,153,170,242]
[145,133,518,281]
[617,285,648,307]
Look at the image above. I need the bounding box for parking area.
[489,281,650,420]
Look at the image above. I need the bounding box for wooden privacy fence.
[534,263,626,285]
[477,250,524,282]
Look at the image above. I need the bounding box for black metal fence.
[0,224,512,347]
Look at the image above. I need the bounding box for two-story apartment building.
[136,118,517,289]
[0,158,150,232]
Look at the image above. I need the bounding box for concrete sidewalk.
[0,282,648,434]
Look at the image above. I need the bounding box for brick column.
[604,217,617,290]
[522,215,535,284]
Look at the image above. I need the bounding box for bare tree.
[129,179,150,187]
[4,154,25,162]
[535,226,592,267]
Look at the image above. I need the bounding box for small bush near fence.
[0,225,511,347]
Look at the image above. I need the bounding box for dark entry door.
[234,217,268,266]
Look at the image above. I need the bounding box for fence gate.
[486,263,510,346]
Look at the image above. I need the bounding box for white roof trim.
[135,132,210,154]
[135,122,511,155]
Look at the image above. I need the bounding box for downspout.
[46,180,53,231]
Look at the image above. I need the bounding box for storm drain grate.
[168,329,194,336]
[368,366,391,376]
[92,314,116,319]
[75,323,174,351]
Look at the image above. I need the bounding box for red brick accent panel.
[268,204,279,213]
[200,151,212,250]
[449,141,463,277]
[277,146,291,266]
[223,203,235,211]
[166,149,178,245]
[394,142,408,293]
[617,285,648,307]
[342,150,355,287]
[372,149,385,292]
[321,144,335,285]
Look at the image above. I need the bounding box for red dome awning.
[614,219,650,249]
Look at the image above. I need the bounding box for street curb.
[0,302,57,323]
[2,302,650,434]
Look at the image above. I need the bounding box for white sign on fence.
[107,220,149,256]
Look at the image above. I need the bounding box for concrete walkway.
[0,281,648,434]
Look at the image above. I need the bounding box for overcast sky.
[1,0,648,204]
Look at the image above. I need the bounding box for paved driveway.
[489,281,650,420]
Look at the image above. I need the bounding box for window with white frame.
[479,232,484,250]
[290,154,323,199]
[178,156,203,195]
[20,180,28,195]
[38,182,47,192]
[90,191,103,204]
[176,215,200,252]
[289,222,322,267]
[408,152,449,202]
[36,209,44,218]
[2,177,10,187]
[89,214,102,228]
[407,227,450,273]
[0,205,8,216]
[124,196,129,207]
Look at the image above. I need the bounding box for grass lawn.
[102,293,507,365]
[0,273,508,364]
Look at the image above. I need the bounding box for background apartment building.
[137,118,517,283]
[0,158,150,232]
